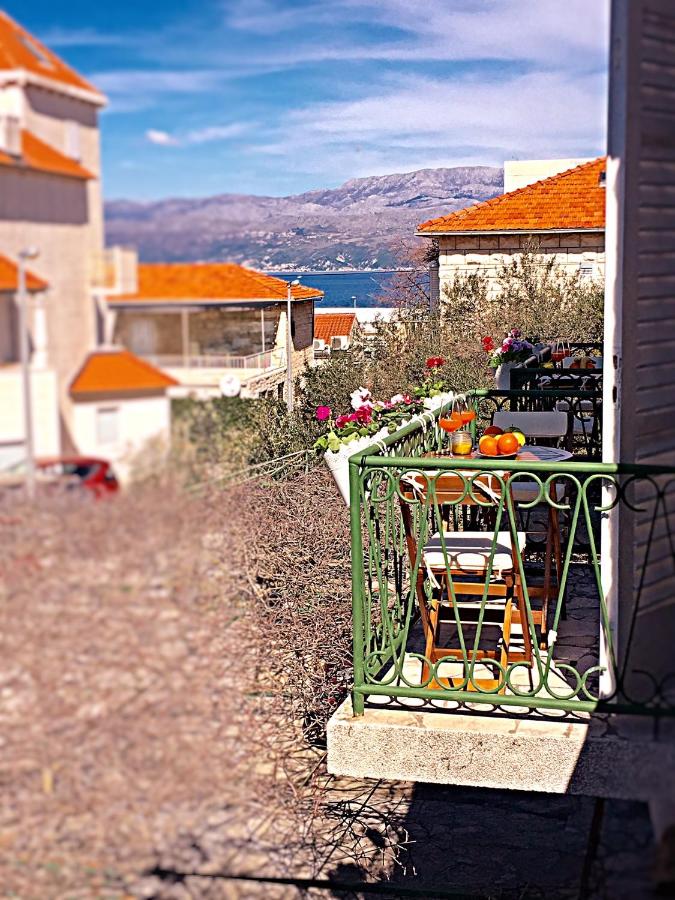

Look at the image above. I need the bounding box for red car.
[36,457,119,498]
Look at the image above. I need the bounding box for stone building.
[417,157,607,299]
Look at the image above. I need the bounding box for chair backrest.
[492,410,568,439]
[401,471,505,506]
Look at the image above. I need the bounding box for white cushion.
[423,530,526,576]
[492,410,568,438]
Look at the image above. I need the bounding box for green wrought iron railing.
[348,392,675,718]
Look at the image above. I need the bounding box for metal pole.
[181,309,189,366]
[17,253,36,499]
[285,283,293,412]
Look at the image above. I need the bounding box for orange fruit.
[497,433,519,455]
[484,425,503,436]
[478,435,498,456]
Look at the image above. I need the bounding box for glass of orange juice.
[451,430,473,455]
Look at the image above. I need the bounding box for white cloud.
[38,26,128,47]
[184,123,249,144]
[251,66,607,187]
[145,123,250,148]
[221,0,608,71]
[145,129,180,147]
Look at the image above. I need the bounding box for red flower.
[481,336,495,353]
[426,356,445,369]
[335,414,350,428]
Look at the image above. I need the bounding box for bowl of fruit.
[477,425,526,458]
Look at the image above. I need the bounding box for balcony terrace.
[327,382,675,797]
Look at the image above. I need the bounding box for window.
[65,121,81,161]
[96,407,119,445]
[130,319,156,354]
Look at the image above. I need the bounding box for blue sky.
[11,0,610,200]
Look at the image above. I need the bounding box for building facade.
[417,157,607,299]
[105,262,322,399]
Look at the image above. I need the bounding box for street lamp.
[286,277,300,412]
[17,247,39,499]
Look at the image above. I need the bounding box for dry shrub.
[442,244,604,344]
[0,476,352,896]
[242,466,354,745]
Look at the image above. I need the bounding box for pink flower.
[354,406,373,424]
[335,414,351,428]
[316,406,331,421]
[390,393,405,406]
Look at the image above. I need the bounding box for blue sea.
[272,270,404,308]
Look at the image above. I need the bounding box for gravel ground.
[0,476,658,899]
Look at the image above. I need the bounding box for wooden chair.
[400,471,530,694]
[492,409,568,644]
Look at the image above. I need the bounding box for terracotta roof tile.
[314,313,356,343]
[113,263,324,304]
[70,348,178,396]
[417,157,607,234]
[0,254,47,292]
[0,130,94,180]
[0,11,102,99]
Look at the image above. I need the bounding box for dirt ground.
[0,475,657,899]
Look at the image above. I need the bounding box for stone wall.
[437,231,606,299]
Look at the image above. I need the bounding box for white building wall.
[0,366,60,467]
[70,393,172,483]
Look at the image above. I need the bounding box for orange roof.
[112,263,324,304]
[0,129,93,179]
[0,254,47,292]
[0,11,103,100]
[314,312,357,343]
[417,157,607,235]
[70,348,178,396]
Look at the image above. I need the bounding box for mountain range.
[104,166,503,271]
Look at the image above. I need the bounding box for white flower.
[350,386,372,410]
[390,393,405,405]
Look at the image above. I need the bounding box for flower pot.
[324,427,390,506]
[495,363,515,390]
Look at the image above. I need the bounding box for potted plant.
[482,329,535,390]
[314,388,433,505]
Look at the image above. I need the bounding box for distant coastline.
[270,268,424,308]
[264,267,410,275]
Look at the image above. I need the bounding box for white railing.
[144,349,284,370]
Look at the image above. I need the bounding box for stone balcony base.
[327,696,675,802]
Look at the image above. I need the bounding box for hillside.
[104,165,503,270]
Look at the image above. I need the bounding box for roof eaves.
[416,227,606,237]
[108,293,322,307]
[0,67,106,106]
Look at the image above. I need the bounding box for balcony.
[327,389,675,796]
[142,349,286,398]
